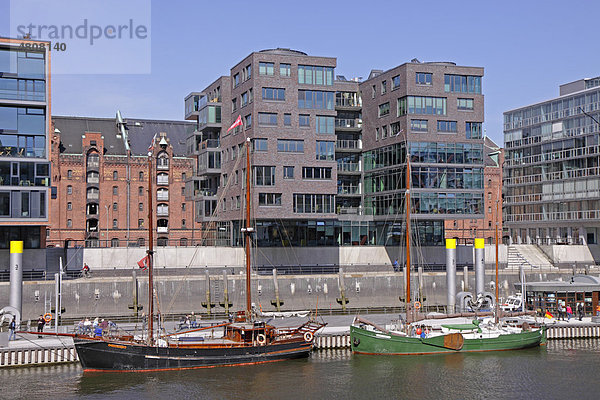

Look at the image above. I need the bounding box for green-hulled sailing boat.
[350,153,546,355]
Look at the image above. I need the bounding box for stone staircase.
[507,245,555,270]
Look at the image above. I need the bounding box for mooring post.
[9,241,23,326]
[475,238,485,296]
[446,239,457,314]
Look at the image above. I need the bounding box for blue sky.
[3,0,600,145]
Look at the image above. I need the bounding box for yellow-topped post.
[9,241,23,324]
[445,238,457,313]
[474,238,485,297]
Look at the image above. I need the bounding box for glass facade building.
[504,77,600,245]
[0,39,51,248]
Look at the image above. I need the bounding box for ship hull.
[74,338,313,372]
[350,325,546,355]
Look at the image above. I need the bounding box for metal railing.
[337,162,360,172]
[337,184,360,194]
[336,139,361,150]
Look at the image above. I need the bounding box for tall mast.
[495,198,499,324]
[244,138,252,320]
[405,154,411,323]
[147,148,155,344]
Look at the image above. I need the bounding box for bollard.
[446,239,457,314]
[9,241,23,325]
[475,238,485,296]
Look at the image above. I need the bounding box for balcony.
[157,159,169,170]
[157,227,169,233]
[87,191,99,200]
[87,160,99,168]
[336,139,361,151]
[337,162,360,173]
[87,176,99,184]
[200,139,220,150]
[335,98,361,109]
[194,189,217,197]
[337,184,360,195]
[335,118,362,130]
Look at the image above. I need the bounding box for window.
[302,167,332,179]
[67,219,72,227]
[259,193,282,206]
[111,238,119,247]
[139,202,143,211]
[244,114,252,129]
[299,114,310,127]
[253,138,268,152]
[398,96,446,116]
[488,192,492,200]
[67,202,72,210]
[410,119,428,132]
[242,64,252,81]
[138,186,144,196]
[231,98,237,112]
[381,125,388,139]
[280,63,291,77]
[139,171,144,181]
[444,74,482,94]
[378,102,390,117]
[182,203,186,211]
[371,85,376,99]
[67,185,72,195]
[457,98,474,110]
[248,88,253,103]
[113,202,118,211]
[241,91,249,107]
[416,72,432,85]
[138,219,144,228]
[182,172,186,180]
[437,120,457,133]
[137,237,145,246]
[298,90,334,109]
[293,194,335,213]
[113,186,118,195]
[233,73,240,87]
[283,166,294,179]
[316,141,334,160]
[391,122,402,135]
[113,219,118,229]
[381,80,387,94]
[316,116,334,134]
[259,62,274,76]
[392,75,401,90]
[262,87,285,101]
[258,112,277,126]
[466,122,483,139]
[181,186,185,196]
[284,113,291,126]
[67,170,72,179]
[113,171,118,180]
[254,166,275,186]
[488,207,492,213]
[298,65,333,85]
[182,219,186,228]
[277,139,304,153]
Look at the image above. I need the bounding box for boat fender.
[257,333,266,345]
[43,313,52,323]
[414,301,421,310]
[353,337,360,347]
[303,332,314,342]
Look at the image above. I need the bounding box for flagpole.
[147,143,155,345]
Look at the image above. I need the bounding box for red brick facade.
[48,128,202,247]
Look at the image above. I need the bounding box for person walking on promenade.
[37,315,45,338]
[8,318,16,341]
[558,302,565,321]
[566,304,573,321]
[577,302,584,321]
[393,259,399,272]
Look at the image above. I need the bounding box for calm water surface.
[2,340,600,400]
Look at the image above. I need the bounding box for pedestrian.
[393,259,399,272]
[566,304,573,321]
[83,318,92,335]
[596,304,600,317]
[37,315,45,338]
[190,312,197,328]
[82,263,90,278]
[577,302,584,321]
[76,319,85,334]
[558,302,565,321]
[8,318,16,341]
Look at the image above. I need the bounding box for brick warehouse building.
[48,114,201,247]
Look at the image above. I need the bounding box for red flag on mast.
[137,255,149,270]
[227,115,242,132]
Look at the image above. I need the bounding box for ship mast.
[147,144,155,344]
[405,153,412,324]
[495,198,499,324]
[244,138,253,321]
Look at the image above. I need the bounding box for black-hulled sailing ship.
[73,136,325,372]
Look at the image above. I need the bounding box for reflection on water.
[2,341,600,399]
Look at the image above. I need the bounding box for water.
[2,340,600,400]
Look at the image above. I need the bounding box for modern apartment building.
[186,51,485,247]
[504,77,600,245]
[0,38,51,248]
[360,61,486,245]
[48,114,200,247]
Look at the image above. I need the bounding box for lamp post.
[105,204,110,247]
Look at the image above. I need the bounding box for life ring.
[353,337,360,347]
[43,313,52,323]
[414,301,421,310]
[303,332,314,342]
[257,333,266,345]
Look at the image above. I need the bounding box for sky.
[2,0,600,145]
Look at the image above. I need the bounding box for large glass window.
[378,102,390,117]
[280,63,291,77]
[437,120,457,133]
[258,112,277,126]
[298,65,334,86]
[392,75,401,90]
[252,138,268,152]
[259,62,274,76]
[302,167,332,179]
[316,141,335,161]
[410,119,428,132]
[466,122,483,139]
[298,90,334,109]
[299,114,310,127]
[277,139,304,153]
[416,72,432,85]
[444,74,482,94]
[398,96,446,116]
[254,166,275,186]
[316,116,334,134]
[0,48,45,79]
[262,87,285,101]
[0,106,45,135]
[259,193,282,206]
[293,194,334,213]
[457,98,474,110]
